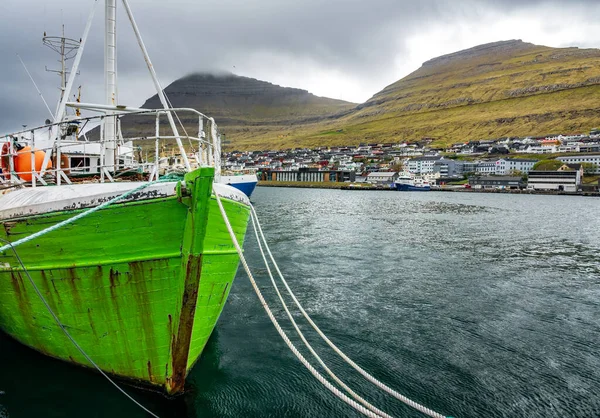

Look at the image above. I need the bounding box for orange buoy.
[13,146,52,182]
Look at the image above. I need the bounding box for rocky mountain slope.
[120,73,355,148]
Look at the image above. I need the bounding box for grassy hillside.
[266,40,600,149]
[125,41,600,150]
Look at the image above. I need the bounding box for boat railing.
[0,107,222,188]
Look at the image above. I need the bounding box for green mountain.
[311,40,600,148]
[126,40,600,150]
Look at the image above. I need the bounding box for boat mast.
[104,0,118,172]
[43,26,81,121]
[40,1,98,175]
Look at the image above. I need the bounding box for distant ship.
[395,173,431,191]
[221,173,258,197]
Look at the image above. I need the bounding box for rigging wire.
[16,53,54,119]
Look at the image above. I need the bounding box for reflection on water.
[1,189,600,417]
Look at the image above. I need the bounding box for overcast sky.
[1,0,600,133]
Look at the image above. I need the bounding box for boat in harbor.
[0,0,250,395]
[394,173,431,191]
[221,172,258,197]
[158,152,258,197]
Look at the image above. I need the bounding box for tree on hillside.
[532,159,563,171]
[581,162,598,176]
[390,162,404,172]
[509,169,528,181]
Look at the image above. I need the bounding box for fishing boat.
[394,173,431,191]
[0,0,250,395]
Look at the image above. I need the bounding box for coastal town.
[223,132,600,193]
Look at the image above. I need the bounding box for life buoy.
[0,142,52,182]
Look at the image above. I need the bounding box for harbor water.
[1,188,600,417]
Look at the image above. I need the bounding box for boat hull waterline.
[395,184,431,191]
[221,174,258,197]
[0,167,250,394]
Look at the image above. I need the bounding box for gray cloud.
[1,0,599,132]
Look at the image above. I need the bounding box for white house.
[476,158,536,175]
[496,158,537,174]
[476,161,497,175]
[517,145,558,154]
[406,156,443,174]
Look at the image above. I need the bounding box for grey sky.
[1,0,600,133]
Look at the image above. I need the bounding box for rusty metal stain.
[49,276,59,293]
[10,271,28,316]
[3,221,17,236]
[165,363,172,389]
[170,254,203,393]
[89,266,106,340]
[108,268,121,288]
[64,268,83,313]
[87,308,97,338]
[8,270,46,354]
[107,268,123,321]
[104,265,135,368]
[38,270,62,314]
[167,314,175,356]
[129,261,160,376]
[147,361,154,383]
[219,283,230,304]
[206,283,215,304]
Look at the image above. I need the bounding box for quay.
[435,187,600,197]
[258,181,395,190]
[258,181,599,196]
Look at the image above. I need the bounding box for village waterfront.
[1,188,600,417]
[225,139,600,194]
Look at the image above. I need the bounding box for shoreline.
[257,181,600,196]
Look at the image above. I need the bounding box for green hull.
[0,168,250,394]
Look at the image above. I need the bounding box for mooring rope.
[248,203,450,418]
[213,191,385,418]
[249,212,394,418]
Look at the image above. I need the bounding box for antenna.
[16,53,54,119]
[43,26,81,117]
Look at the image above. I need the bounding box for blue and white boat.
[395,173,431,191]
[221,173,258,197]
